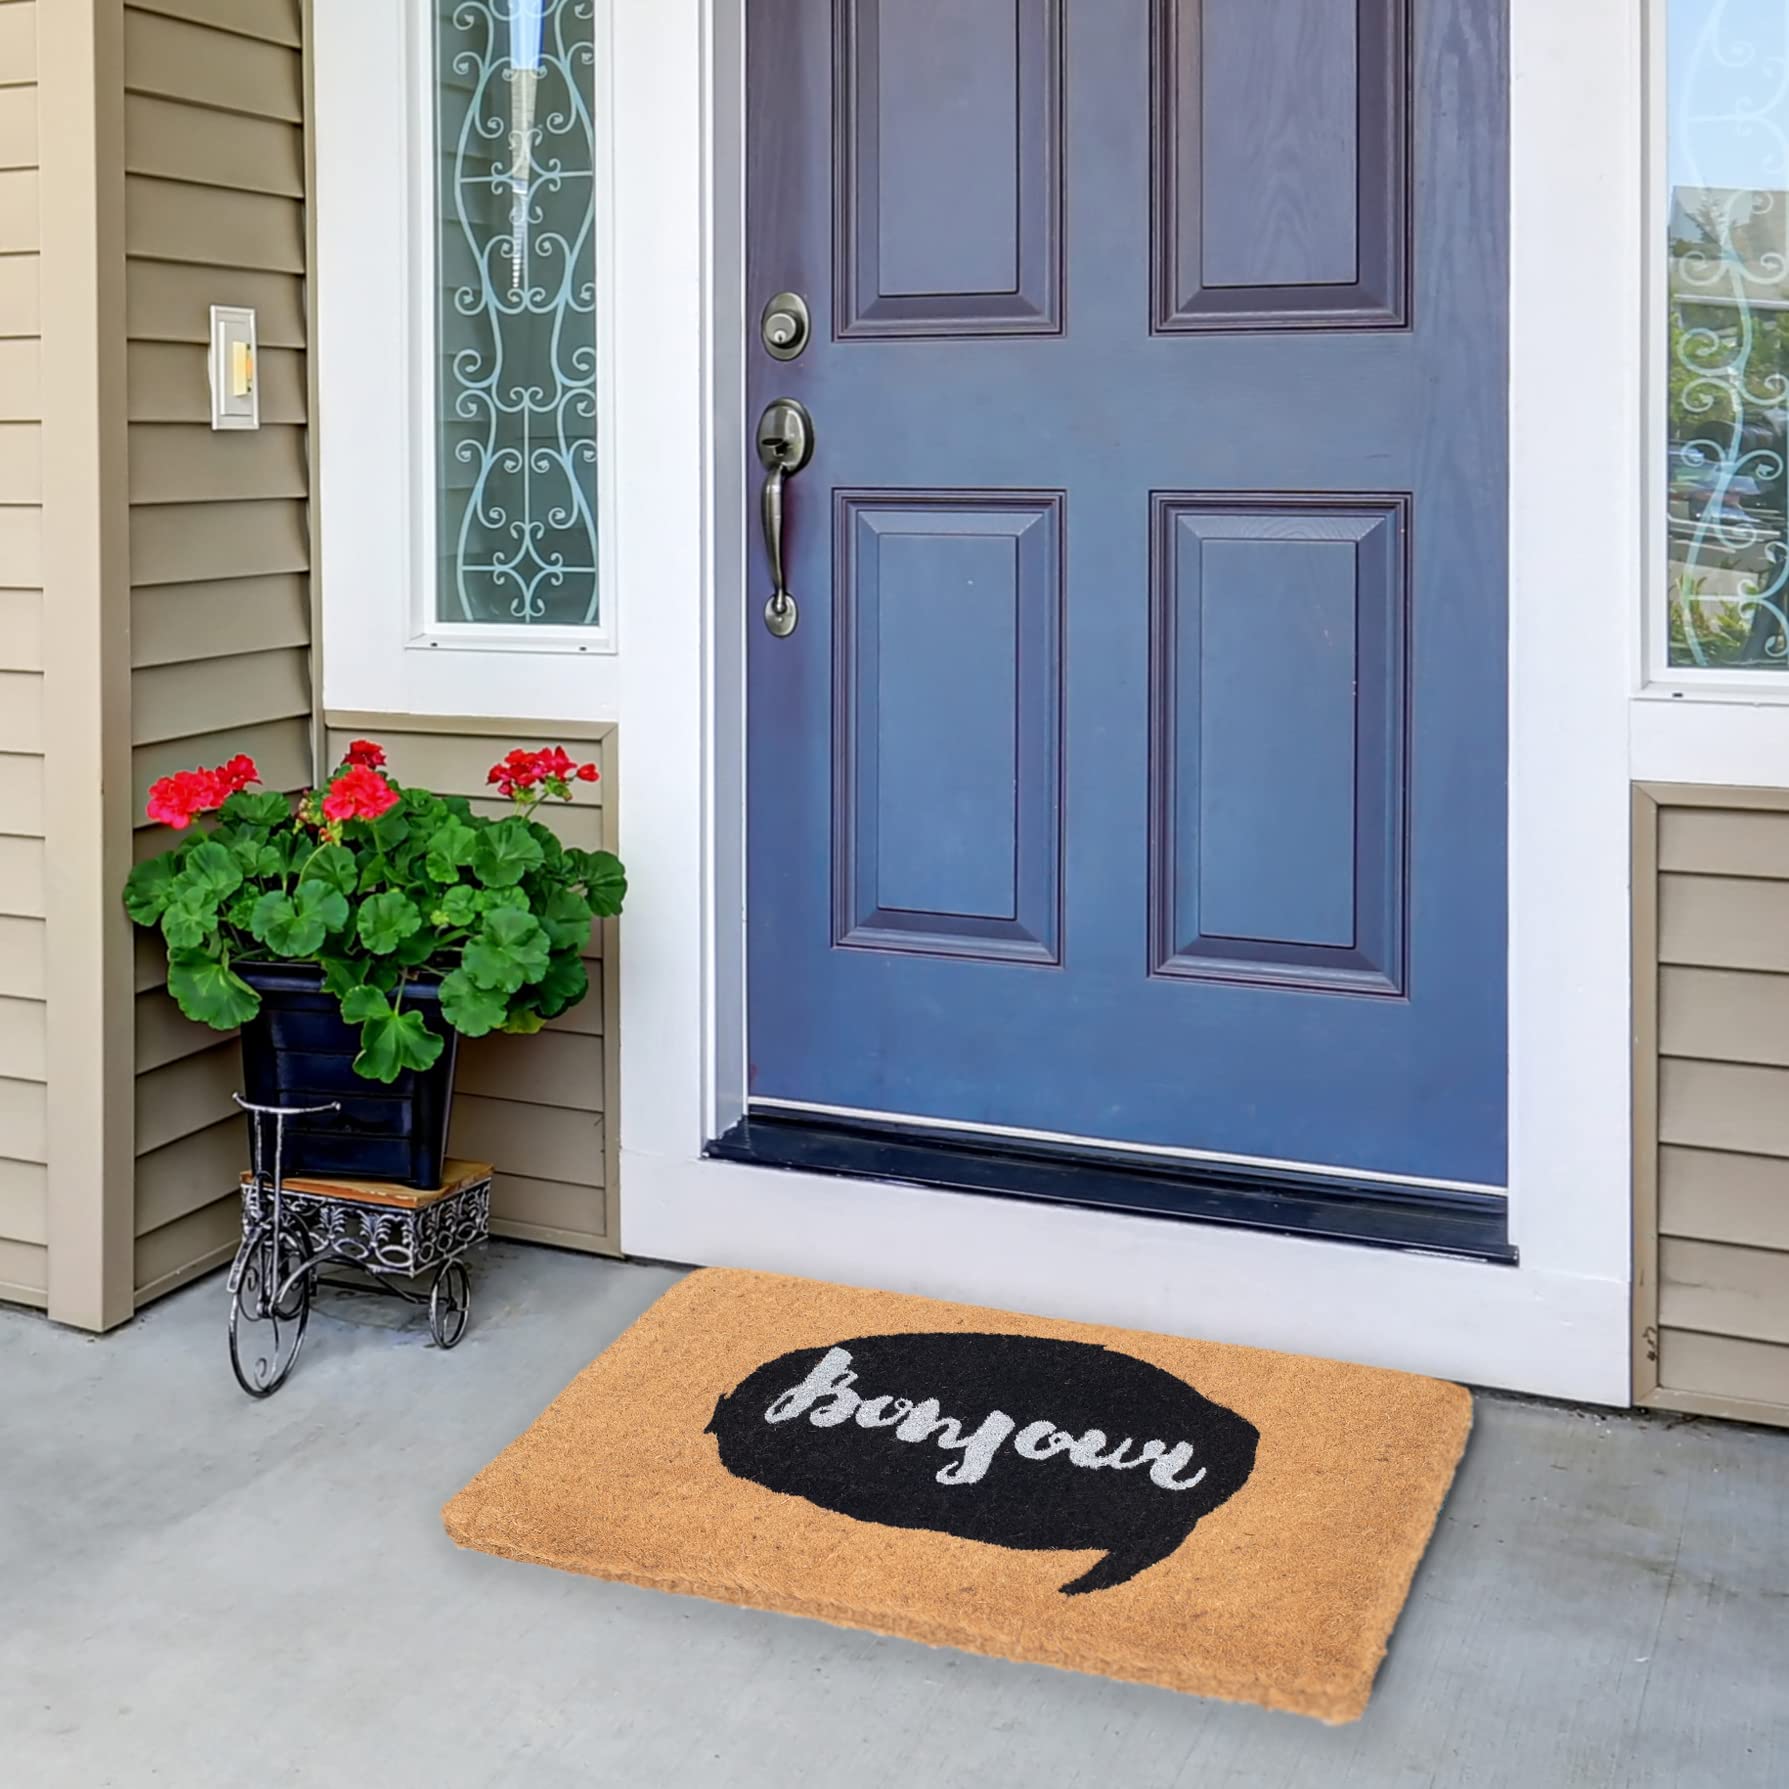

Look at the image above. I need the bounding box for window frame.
[403,0,621,658]
[1643,0,1789,700]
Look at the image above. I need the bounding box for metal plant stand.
[227,1096,492,1398]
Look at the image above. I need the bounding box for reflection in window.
[1667,0,1789,671]
[434,0,599,628]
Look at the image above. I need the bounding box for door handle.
[758,398,813,638]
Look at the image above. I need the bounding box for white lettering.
[758,1348,1206,1496]
[1013,1421,1075,1460]
[765,1348,858,1424]
[934,1411,1018,1486]
[1147,1442,1207,1492]
[895,1399,964,1448]
[1096,1438,1166,1471]
[853,1396,911,1430]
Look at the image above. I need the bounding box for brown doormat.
[443,1270,1471,1722]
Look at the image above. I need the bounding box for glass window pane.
[434,0,600,628]
[1666,0,1789,672]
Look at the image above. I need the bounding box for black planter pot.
[236,963,461,1189]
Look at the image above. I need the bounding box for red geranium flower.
[220,754,259,793]
[144,755,260,830]
[321,764,400,824]
[485,745,600,802]
[343,739,386,770]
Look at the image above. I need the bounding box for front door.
[745,0,1509,1192]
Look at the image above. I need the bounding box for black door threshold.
[707,1111,1516,1264]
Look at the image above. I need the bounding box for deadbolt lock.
[761,291,811,361]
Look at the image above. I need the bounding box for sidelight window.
[426,0,616,645]
[1659,0,1789,681]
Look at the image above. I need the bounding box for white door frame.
[619,0,1639,1407]
[316,1,1643,1404]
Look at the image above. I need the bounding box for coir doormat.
[443,1270,1471,1722]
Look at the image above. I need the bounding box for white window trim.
[1640,0,1789,704]
[317,0,623,724]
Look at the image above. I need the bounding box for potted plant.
[122,740,625,1188]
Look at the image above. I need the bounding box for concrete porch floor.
[2,1243,1785,1788]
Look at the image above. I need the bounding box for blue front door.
[746,0,1508,1189]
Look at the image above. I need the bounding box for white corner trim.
[1503,0,1641,1302]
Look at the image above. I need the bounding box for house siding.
[124,0,312,1304]
[0,0,44,1308]
[1635,784,1789,1427]
[324,715,620,1257]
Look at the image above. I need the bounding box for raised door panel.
[1154,0,1409,331]
[834,493,1062,962]
[836,0,1063,336]
[1150,494,1408,992]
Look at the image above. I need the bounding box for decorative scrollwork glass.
[434,0,600,628]
[1666,1,1789,672]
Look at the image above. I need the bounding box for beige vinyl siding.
[125,0,311,1305]
[1635,785,1789,1426]
[0,0,42,1307]
[325,714,620,1256]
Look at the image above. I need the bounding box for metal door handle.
[758,398,813,637]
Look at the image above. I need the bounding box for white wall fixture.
[207,304,258,432]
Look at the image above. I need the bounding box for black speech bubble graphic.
[706,1331,1258,1595]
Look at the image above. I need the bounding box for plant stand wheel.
[430,1259,472,1349]
[228,1226,313,1399]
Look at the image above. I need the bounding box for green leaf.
[183,839,244,906]
[227,831,286,879]
[500,1007,547,1036]
[224,890,261,931]
[339,983,387,1024]
[123,856,180,925]
[461,908,543,994]
[540,886,594,951]
[534,950,589,1020]
[249,891,301,951]
[221,790,289,828]
[367,959,403,993]
[167,950,260,1030]
[578,849,628,918]
[356,891,423,955]
[318,955,362,1000]
[425,820,479,884]
[394,931,436,968]
[461,907,549,994]
[161,890,218,952]
[370,807,412,851]
[438,969,509,1038]
[357,853,392,894]
[431,884,480,930]
[250,881,350,958]
[227,831,266,872]
[301,843,357,897]
[296,880,351,932]
[343,987,444,1083]
[471,818,545,889]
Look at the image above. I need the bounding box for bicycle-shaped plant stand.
[227,1096,492,1398]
